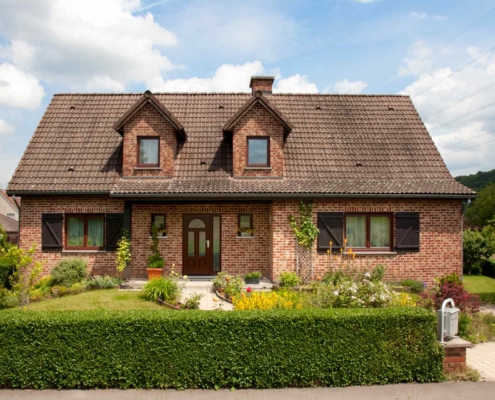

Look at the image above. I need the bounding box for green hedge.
[0,308,443,389]
[481,258,495,278]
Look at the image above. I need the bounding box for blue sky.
[1,0,495,189]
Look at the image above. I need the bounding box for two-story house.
[7,76,475,284]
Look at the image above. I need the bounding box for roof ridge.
[52,92,409,97]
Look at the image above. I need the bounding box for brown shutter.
[317,212,344,251]
[42,213,63,250]
[106,213,124,251]
[395,212,420,251]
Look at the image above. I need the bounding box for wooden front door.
[183,214,215,275]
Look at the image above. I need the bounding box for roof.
[0,214,18,233]
[7,92,475,198]
[0,190,19,207]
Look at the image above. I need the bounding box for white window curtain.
[140,139,159,164]
[87,218,104,247]
[346,216,366,248]
[370,216,390,248]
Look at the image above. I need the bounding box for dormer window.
[138,137,159,167]
[247,136,270,167]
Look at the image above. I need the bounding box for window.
[66,215,104,250]
[247,137,269,166]
[345,214,391,250]
[151,214,167,237]
[6,213,15,219]
[238,214,253,236]
[138,137,159,166]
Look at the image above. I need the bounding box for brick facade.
[21,196,461,286]
[122,102,177,177]
[232,102,285,177]
[444,346,467,374]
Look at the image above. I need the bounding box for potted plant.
[238,227,254,237]
[244,271,262,284]
[147,225,164,280]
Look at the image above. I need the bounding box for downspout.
[461,198,471,281]
[13,195,21,246]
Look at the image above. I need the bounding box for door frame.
[182,214,221,275]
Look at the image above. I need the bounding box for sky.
[1,0,495,189]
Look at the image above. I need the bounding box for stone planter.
[244,277,260,284]
[147,268,162,280]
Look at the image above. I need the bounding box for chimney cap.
[249,76,275,88]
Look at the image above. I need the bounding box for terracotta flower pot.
[147,268,163,280]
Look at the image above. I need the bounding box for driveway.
[468,342,495,381]
[1,382,495,400]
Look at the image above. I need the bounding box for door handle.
[206,240,210,248]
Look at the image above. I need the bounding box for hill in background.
[455,169,495,192]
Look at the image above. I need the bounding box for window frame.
[65,214,105,250]
[137,136,160,167]
[246,136,270,167]
[238,213,253,237]
[151,214,167,237]
[345,213,393,252]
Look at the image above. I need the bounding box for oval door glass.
[188,218,206,229]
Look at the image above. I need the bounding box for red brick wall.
[232,102,284,177]
[20,195,124,276]
[444,347,467,374]
[122,102,177,177]
[271,199,463,286]
[130,202,272,278]
[250,79,273,93]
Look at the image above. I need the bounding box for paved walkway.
[481,304,495,315]
[2,382,495,400]
[467,342,495,381]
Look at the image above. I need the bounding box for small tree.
[116,230,131,278]
[148,224,164,269]
[463,227,495,274]
[466,183,495,227]
[2,244,43,308]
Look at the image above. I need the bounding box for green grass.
[464,275,495,304]
[26,289,164,311]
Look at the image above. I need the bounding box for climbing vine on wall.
[288,201,319,251]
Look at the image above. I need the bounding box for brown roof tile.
[7,92,475,197]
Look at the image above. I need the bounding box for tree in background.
[463,227,495,275]
[466,183,495,227]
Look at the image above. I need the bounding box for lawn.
[26,289,164,311]
[464,275,495,304]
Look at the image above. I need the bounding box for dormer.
[113,91,185,178]
[223,78,293,178]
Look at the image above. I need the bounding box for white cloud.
[0,120,14,136]
[148,61,319,94]
[434,15,448,20]
[0,152,19,189]
[397,41,435,76]
[0,63,45,110]
[353,0,380,3]
[324,79,368,94]
[400,44,495,175]
[0,0,177,92]
[411,12,428,19]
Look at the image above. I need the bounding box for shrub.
[463,227,495,274]
[116,232,131,276]
[86,275,120,290]
[212,273,244,299]
[50,285,71,297]
[279,272,300,288]
[401,279,425,293]
[0,288,18,309]
[458,312,495,344]
[50,258,87,287]
[464,264,482,275]
[0,258,14,289]
[244,271,262,279]
[182,293,203,310]
[480,258,495,278]
[0,308,444,389]
[142,277,180,304]
[212,272,229,291]
[233,290,303,310]
[148,225,164,269]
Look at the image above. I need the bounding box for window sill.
[62,250,107,253]
[148,236,168,239]
[134,167,162,170]
[353,251,397,255]
[244,166,272,170]
[237,236,255,239]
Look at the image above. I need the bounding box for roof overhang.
[222,90,294,140]
[112,90,186,141]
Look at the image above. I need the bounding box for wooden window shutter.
[395,212,420,251]
[42,213,63,250]
[317,212,344,251]
[105,213,124,251]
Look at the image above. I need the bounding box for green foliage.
[116,231,131,275]
[0,308,444,389]
[287,201,319,250]
[244,271,262,279]
[0,259,14,289]
[148,225,164,269]
[142,277,180,304]
[480,258,495,278]
[463,228,495,274]
[458,312,495,344]
[401,279,425,293]
[86,275,120,290]
[212,272,244,299]
[0,223,11,252]
[279,272,300,288]
[182,293,203,310]
[50,258,87,287]
[438,272,463,287]
[0,288,18,309]
[465,183,495,226]
[456,169,495,192]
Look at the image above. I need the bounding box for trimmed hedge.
[0,308,443,389]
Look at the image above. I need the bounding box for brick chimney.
[249,76,275,95]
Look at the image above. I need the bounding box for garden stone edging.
[155,298,182,310]
[214,290,233,304]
